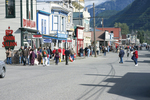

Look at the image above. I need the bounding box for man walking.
[65,48,70,65]
[42,48,48,66]
[79,47,83,57]
[119,48,125,63]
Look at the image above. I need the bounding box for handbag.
[131,55,135,60]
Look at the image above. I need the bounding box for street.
[0,49,150,100]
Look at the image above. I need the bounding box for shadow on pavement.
[138,54,150,58]
[105,73,150,100]
[85,74,122,77]
[125,60,150,64]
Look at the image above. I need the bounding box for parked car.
[0,61,6,78]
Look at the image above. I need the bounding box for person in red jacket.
[133,48,138,66]
[62,48,65,61]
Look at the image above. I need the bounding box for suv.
[0,61,6,78]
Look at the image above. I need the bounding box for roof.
[91,31,105,41]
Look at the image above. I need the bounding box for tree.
[114,22,129,34]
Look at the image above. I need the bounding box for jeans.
[28,56,30,65]
[22,56,28,65]
[87,52,90,57]
[80,53,83,57]
[43,57,47,66]
[120,57,123,63]
[47,55,50,65]
[134,58,138,64]
[71,54,74,61]
[104,52,106,56]
[19,56,23,64]
[55,57,59,64]
[6,57,12,64]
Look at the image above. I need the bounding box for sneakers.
[135,64,138,66]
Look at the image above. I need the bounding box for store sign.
[2,27,17,50]
[23,19,36,28]
[32,35,42,38]
[62,40,72,42]
[58,33,67,38]
[43,39,52,43]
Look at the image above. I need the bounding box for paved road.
[0,49,150,100]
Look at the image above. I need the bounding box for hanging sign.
[43,39,52,43]
[2,27,17,50]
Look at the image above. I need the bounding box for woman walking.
[30,49,35,65]
[37,48,42,65]
[54,50,59,65]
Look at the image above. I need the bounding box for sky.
[37,0,110,6]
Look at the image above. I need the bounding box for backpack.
[43,51,47,57]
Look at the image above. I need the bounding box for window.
[31,0,33,20]
[41,19,43,34]
[44,20,46,34]
[26,0,29,19]
[53,16,58,30]
[5,0,15,18]
[61,17,64,31]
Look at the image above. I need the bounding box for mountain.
[88,0,135,17]
[103,0,150,30]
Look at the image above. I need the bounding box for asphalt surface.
[0,48,150,100]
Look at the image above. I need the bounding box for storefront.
[20,0,38,48]
[76,25,84,54]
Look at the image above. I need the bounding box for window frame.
[5,0,15,18]
[31,0,33,20]
[61,17,64,31]
[53,15,58,31]
[26,0,29,19]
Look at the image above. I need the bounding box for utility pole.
[93,3,96,57]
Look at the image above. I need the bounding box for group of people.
[5,46,76,66]
[119,46,138,66]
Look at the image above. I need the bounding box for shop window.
[44,20,46,34]
[53,15,58,30]
[5,0,15,18]
[31,0,33,20]
[26,0,29,19]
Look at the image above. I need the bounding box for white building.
[0,0,38,61]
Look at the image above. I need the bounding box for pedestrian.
[87,47,90,57]
[42,48,48,66]
[30,49,35,65]
[5,48,12,64]
[84,47,88,56]
[65,48,70,65]
[62,47,65,61]
[18,46,23,64]
[104,46,107,56]
[119,48,125,63]
[22,46,29,66]
[54,49,59,65]
[96,47,99,55]
[27,46,31,65]
[126,48,130,58]
[79,47,83,57]
[70,48,75,61]
[37,48,42,65]
[133,48,138,66]
[47,47,50,66]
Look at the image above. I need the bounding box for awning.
[43,35,67,40]
[19,27,39,33]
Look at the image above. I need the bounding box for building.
[0,0,38,60]
[37,1,74,50]
[96,27,121,46]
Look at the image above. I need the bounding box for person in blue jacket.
[119,48,125,63]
